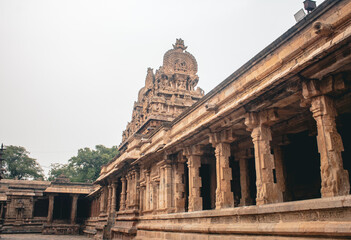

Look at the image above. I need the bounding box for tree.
[48,145,119,183]
[47,163,72,181]
[3,145,45,180]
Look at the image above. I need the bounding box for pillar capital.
[209,128,236,146]
[301,73,348,100]
[184,145,203,157]
[244,109,279,132]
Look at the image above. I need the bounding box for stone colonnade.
[96,77,350,215]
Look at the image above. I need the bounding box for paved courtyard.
[1,234,90,240]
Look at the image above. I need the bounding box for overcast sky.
[0,0,324,176]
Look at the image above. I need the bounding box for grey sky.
[0,0,323,176]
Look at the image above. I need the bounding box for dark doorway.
[33,198,48,217]
[337,112,351,194]
[283,131,321,201]
[184,162,189,212]
[53,194,71,220]
[200,164,212,210]
[77,197,90,223]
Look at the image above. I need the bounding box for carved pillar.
[139,185,145,212]
[70,194,78,224]
[133,170,140,210]
[131,173,135,207]
[302,78,350,197]
[99,188,106,214]
[164,162,173,210]
[120,177,126,211]
[273,145,287,198]
[107,185,112,214]
[47,195,54,223]
[159,167,164,209]
[111,182,117,213]
[145,171,150,211]
[213,142,234,209]
[245,111,283,205]
[238,158,251,206]
[311,95,350,197]
[126,174,131,208]
[152,181,159,210]
[175,160,185,212]
[184,146,203,212]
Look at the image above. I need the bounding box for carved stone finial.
[173,38,187,51]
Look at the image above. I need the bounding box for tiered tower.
[122,39,204,143]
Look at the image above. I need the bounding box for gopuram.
[1,0,351,239]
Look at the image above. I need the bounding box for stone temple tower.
[122,39,204,143]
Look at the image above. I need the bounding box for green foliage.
[47,163,72,181]
[48,145,119,183]
[3,145,45,180]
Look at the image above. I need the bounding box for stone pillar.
[107,185,112,214]
[245,111,283,205]
[47,195,54,223]
[159,167,164,209]
[184,146,203,212]
[133,170,140,210]
[111,182,117,213]
[131,173,135,207]
[213,142,234,209]
[152,181,159,210]
[70,194,78,224]
[0,202,4,219]
[164,162,173,210]
[126,174,132,208]
[273,145,287,198]
[310,95,350,197]
[145,171,151,211]
[238,158,251,206]
[120,177,126,211]
[99,188,106,214]
[140,185,145,212]
[175,160,185,212]
[301,77,350,197]
[30,198,35,219]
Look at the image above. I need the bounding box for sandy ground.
[0,234,90,240]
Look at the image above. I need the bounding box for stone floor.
[0,234,90,240]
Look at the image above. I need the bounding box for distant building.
[0,176,94,234]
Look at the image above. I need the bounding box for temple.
[1,0,351,239]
